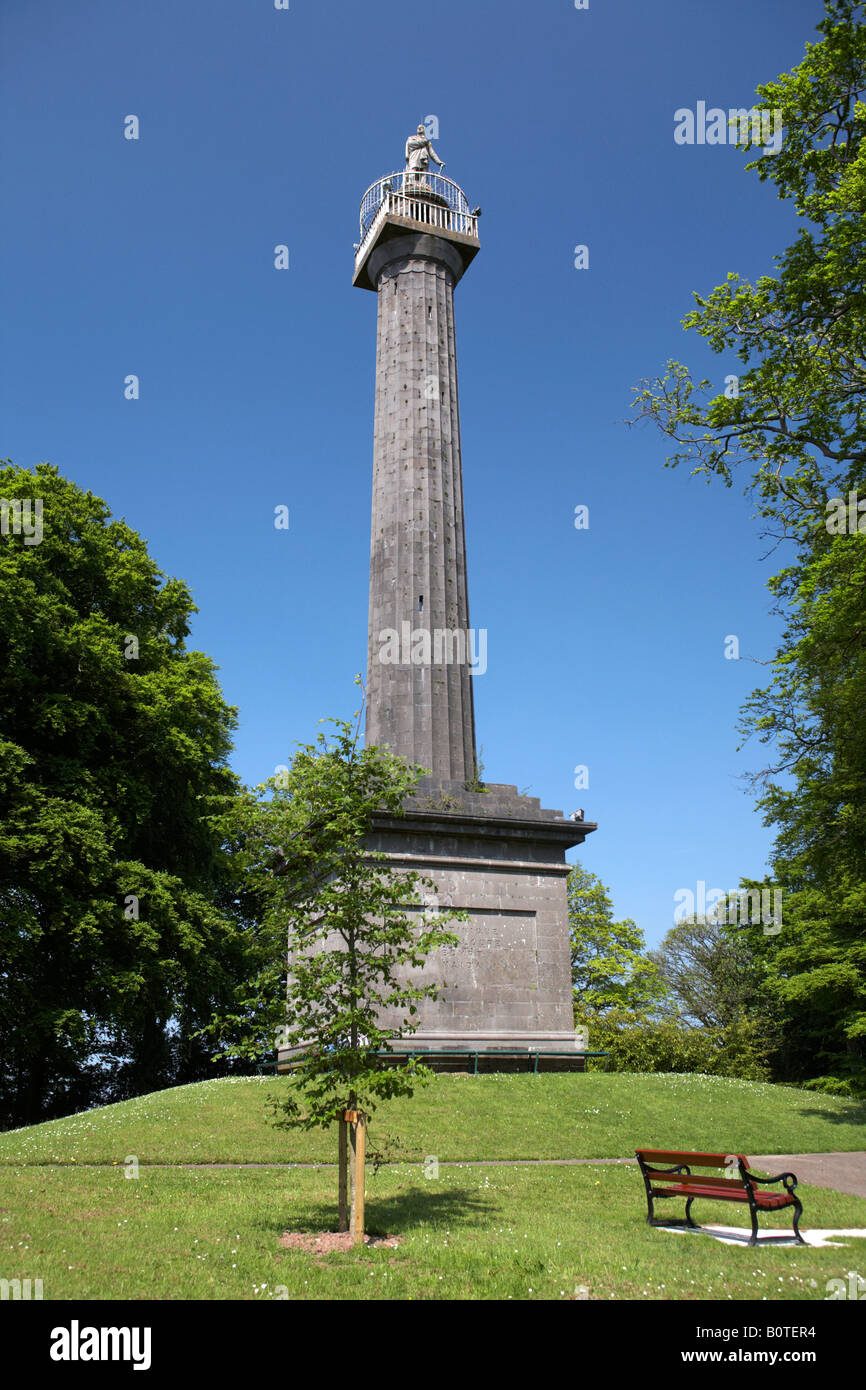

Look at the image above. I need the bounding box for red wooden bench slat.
[636,1150,747,1167]
[652,1184,749,1202]
[652,1185,792,1207]
[645,1172,748,1190]
[753,1193,797,1210]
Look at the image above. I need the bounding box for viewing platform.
[352,170,481,291]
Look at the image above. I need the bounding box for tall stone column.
[365,233,476,782]
[342,140,598,1066]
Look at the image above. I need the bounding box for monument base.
[366,778,597,1055]
[274,781,597,1073]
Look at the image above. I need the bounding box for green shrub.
[801,1074,866,1100]
[577,1009,771,1082]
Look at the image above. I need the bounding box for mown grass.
[2,1074,864,1166]
[2,1163,865,1301]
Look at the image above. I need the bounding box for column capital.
[368,232,466,288]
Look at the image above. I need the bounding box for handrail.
[359,169,473,238]
[354,171,480,276]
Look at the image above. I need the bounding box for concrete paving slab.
[748,1152,866,1200]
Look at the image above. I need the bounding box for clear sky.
[1,0,822,946]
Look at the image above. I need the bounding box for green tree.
[0,462,246,1127]
[631,1,866,1093]
[206,709,462,1239]
[736,528,866,1091]
[567,862,663,1016]
[649,913,770,1031]
[632,0,866,540]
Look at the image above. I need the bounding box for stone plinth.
[368,781,597,1052]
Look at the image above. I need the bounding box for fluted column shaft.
[365,232,476,782]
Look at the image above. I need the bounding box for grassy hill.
[3,1072,865,1165]
[3,1075,865,1301]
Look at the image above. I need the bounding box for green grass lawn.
[2,1073,864,1166]
[3,1074,864,1300]
[2,1162,865,1301]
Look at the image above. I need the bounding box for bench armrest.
[744,1169,799,1194]
[639,1162,691,1178]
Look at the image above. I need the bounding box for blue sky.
[1,0,823,946]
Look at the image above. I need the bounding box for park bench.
[635,1149,806,1246]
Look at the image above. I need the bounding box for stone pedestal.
[369,780,596,1053]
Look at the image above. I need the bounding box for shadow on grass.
[365,1184,500,1235]
[261,1185,500,1239]
[795,1100,866,1127]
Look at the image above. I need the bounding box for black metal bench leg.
[748,1206,760,1245]
[646,1194,655,1226]
[792,1197,806,1245]
[685,1197,699,1230]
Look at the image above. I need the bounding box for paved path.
[749,1152,866,1200]
[139,1152,866,1197]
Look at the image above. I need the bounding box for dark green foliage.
[0,462,247,1127]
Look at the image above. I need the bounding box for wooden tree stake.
[338,1117,349,1232]
[349,1111,367,1245]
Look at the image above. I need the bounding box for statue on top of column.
[404,123,444,192]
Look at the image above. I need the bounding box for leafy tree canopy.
[649,912,773,1033]
[0,462,244,1126]
[567,862,664,1016]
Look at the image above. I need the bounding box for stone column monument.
[352,131,597,1065]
